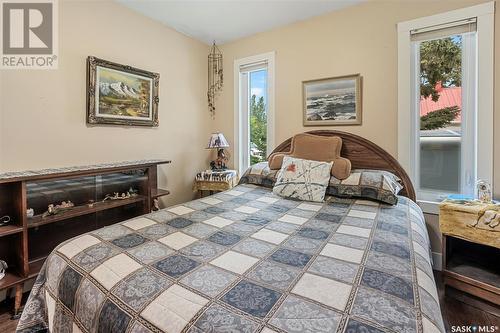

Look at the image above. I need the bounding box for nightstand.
[439,200,500,306]
[193,170,238,197]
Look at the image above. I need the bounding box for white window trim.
[397,2,494,212]
[233,51,276,175]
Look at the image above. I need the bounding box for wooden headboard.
[270,130,416,201]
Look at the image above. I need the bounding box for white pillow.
[273,156,333,202]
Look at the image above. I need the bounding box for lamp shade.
[207,132,229,149]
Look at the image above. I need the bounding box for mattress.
[16,184,445,333]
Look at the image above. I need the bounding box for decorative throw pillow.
[268,133,351,179]
[238,162,278,188]
[327,169,403,205]
[273,156,333,202]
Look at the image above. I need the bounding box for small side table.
[439,200,500,306]
[193,170,238,197]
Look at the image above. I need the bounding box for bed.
[16,131,445,333]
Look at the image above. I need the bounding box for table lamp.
[207,132,229,170]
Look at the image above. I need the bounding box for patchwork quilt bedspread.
[17,184,445,333]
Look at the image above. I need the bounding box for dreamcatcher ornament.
[208,42,223,118]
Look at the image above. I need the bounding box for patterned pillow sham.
[327,169,403,205]
[273,156,333,202]
[238,162,278,188]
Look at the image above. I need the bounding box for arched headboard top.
[270,130,416,201]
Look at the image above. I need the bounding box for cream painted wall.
[214,0,497,256]
[0,0,212,206]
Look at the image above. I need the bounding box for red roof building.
[419,82,462,122]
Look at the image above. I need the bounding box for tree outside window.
[250,94,267,165]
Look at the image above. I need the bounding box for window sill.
[417,200,441,215]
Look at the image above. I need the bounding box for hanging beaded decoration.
[208,42,223,117]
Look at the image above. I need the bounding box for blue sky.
[250,70,267,102]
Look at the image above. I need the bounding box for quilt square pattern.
[271,295,341,333]
[207,231,241,246]
[167,217,194,229]
[361,268,414,304]
[191,304,258,332]
[17,183,445,333]
[180,265,237,297]
[112,268,171,311]
[246,260,300,290]
[154,255,200,278]
[127,241,174,264]
[351,287,417,333]
[58,267,82,311]
[98,300,132,333]
[180,241,226,262]
[111,233,149,249]
[292,273,352,311]
[72,243,120,271]
[283,236,323,254]
[270,248,312,268]
[232,238,276,258]
[210,251,259,274]
[222,280,282,318]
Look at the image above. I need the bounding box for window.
[414,21,476,201]
[234,52,275,174]
[398,3,493,211]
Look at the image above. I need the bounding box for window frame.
[233,52,276,175]
[397,2,494,213]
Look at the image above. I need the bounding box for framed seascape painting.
[87,56,159,127]
[303,74,362,126]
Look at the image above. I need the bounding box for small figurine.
[42,201,75,218]
[0,260,7,281]
[88,200,95,208]
[26,208,34,218]
[103,188,138,201]
[153,199,160,211]
[0,215,10,227]
[476,180,492,203]
[128,187,139,195]
[210,149,229,171]
[103,192,119,201]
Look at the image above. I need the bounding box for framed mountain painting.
[87,56,159,127]
[303,74,362,126]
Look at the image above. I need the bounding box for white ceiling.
[117,1,364,45]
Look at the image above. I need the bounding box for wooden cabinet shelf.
[27,195,147,229]
[28,256,47,279]
[443,235,500,306]
[0,256,46,291]
[151,188,170,198]
[0,271,24,290]
[0,225,23,237]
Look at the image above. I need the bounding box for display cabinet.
[0,160,170,316]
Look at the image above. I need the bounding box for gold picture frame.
[87,56,159,127]
[303,74,362,126]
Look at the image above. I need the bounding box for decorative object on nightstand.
[476,179,492,203]
[439,199,500,306]
[194,169,238,197]
[207,132,230,170]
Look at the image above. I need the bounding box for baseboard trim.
[432,251,442,271]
